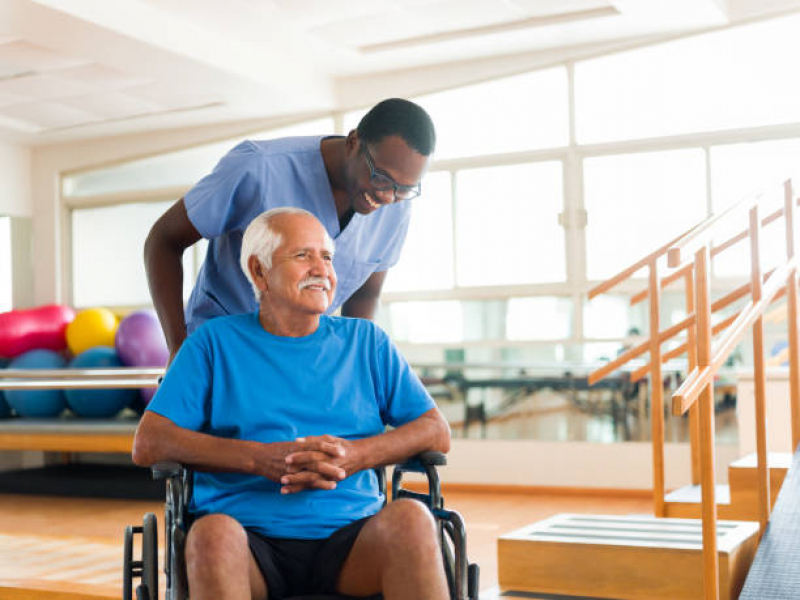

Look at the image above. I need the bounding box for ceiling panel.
[0,100,94,129]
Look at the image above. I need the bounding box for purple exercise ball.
[115,310,168,368]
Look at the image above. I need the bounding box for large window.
[343,69,569,158]
[575,14,800,143]
[383,172,454,293]
[71,201,201,308]
[584,149,708,280]
[456,162,564,286]
[710,139,799,277]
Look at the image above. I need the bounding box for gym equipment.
[124,453,480,600]
[64,347,138,418]
[0,305,75,358]
[115,310,168,368]
[4,350,67,417]
[66,308,118,356]
[115,310,168,410]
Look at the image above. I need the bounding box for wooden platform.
[664,452,790,520]
[0,418,137,453]
[498,514,759,600]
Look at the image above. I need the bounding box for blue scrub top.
[183,136,411,333]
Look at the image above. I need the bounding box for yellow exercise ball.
[66,308,119,355]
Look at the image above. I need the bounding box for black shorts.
[246,516,374,599]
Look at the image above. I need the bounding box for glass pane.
[710,139,799,277]
[711,139,800,213]
[383,172,453,292]
[576,14,800,143]
[386,301,464,344]
[72,201,193,307]
[455,162,564,286]
[344,69,569,159]
[63,118,334,197]
[506,296,572,340]
[584,149,707,280]
[0,217,10,312]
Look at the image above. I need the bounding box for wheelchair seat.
[124,451,479,600]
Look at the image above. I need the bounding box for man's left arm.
[341,270,387,320]
[282,407,450,493]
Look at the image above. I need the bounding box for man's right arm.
[132,411,346,488]
[144,199,202,363]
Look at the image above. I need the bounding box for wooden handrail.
[711,269,776,313]
[629,202,788,307]
[630,288,786,385]
[588,221,705,299]
[709,205,787,259]
[672,258,797,414]
[630,262,693,306]
[666,185,786,268]
[588,314,695,386]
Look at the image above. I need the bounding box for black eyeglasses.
[363,145,421,202]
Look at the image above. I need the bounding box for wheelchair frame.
[124,451,480,600]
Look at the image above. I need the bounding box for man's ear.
[248,255,268,293]
[345,129,359,157]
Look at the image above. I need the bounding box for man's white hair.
[240,207,334,299]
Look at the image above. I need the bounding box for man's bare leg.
[185,513,268,600]
[336,499,448,600]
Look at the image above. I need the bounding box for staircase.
[664,452,792,520]
[497,178,800,599]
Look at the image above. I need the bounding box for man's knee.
[186,513,249,566]
[375,499,438,549]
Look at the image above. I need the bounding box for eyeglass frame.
[362,144,422,202]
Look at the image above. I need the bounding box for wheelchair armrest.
[395,451,447,472]
[151,461,185,480]
[391,451,447,510]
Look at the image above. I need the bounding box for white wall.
[0,142,32,217]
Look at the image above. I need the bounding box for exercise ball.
[115,310,168,368]
[5,350,67,417]
[0,304,75,358]
[66,308,118,356]
[65,347,137,418]
[64,346,139,418]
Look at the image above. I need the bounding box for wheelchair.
[124,451,480,600]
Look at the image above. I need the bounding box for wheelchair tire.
[123,525,134,600]
[142,513,158,598]
[468,563,480,600]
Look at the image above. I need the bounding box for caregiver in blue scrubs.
[144,98,436,362]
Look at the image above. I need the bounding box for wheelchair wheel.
[142,513,158,598]
[123,525,134,600]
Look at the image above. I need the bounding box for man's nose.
[309,254,328,273]
[373,188,396,204]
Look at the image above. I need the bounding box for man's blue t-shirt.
[146,313,435,539]
[183,136,412,334]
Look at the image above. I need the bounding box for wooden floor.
[0,489,653,598]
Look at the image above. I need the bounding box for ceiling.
[2,0,800,145]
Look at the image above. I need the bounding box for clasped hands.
[279,434,360,494]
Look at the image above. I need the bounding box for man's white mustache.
[298,277,331,290]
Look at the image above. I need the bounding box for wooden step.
[498,513,759,600]
[664,484,744,519]
[728,452,791,515]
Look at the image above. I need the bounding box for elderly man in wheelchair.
[129,207,477,600]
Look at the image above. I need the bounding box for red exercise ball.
[0,305,75,359]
